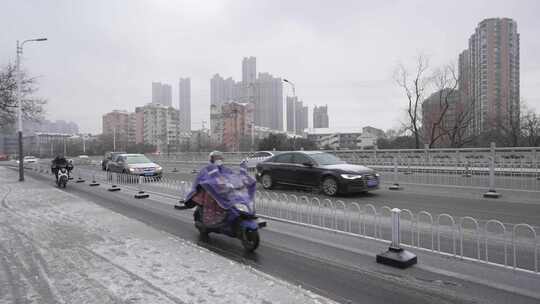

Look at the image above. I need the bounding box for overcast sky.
[1,0,539,134]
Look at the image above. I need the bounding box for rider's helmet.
[209,150,224,164]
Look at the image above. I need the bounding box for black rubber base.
[108,185,121,192]
[134,191,149,199]
[76,179,85,183]
[483,191,501,198]
[89,182,100,187]
[376,247,417,269]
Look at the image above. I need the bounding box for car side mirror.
[302,162,314,167]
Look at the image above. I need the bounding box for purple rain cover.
[185,163,256,210]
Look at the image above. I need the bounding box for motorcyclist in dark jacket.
[51,154,73,182]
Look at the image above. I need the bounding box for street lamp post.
[16,38,47,181]
[113,126,116,151]
[250,121,255,151]
[283,79,296,149]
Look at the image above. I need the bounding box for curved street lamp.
[16,37,47,181]
[283,79,298,149]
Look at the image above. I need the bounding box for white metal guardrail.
[147,143,540,192]
[148,144,540,164]
[25,163,540,275]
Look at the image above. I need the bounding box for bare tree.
[490,98,522,147]
[446,99,475,147]
[424,64,459,148]
[394,54,429,149]
[0,63,46,128]
[521,105,540,147]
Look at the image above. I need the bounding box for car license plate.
[367,180,378,187]
[144,173,154,176]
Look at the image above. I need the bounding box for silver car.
[107,154,163,178]
[244,151,279,170]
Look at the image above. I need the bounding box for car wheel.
[321,176,339,196]
[261,173,273,189]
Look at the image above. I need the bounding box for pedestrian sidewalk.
[0,167,335,304]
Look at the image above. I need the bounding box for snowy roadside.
[0,167,335,304]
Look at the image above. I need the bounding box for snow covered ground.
[0,167,335,304]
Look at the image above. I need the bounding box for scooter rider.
[51,154,73,182]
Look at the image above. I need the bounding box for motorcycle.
[57,166,69,188]
[175,163,266,252]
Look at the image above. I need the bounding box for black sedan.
[255,151,379,196]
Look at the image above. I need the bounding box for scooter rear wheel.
[242,229,260,252]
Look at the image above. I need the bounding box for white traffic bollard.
[75,170,85,183]
[376,208,417,268]
[107,172,121,192]
[389,157,402,190]
[484,142,501,198]
[89,173,100,187]
[134,176,150,199]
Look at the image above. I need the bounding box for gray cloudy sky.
[1,0,539,134]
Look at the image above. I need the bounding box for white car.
[244,151,278,169]
[17,156,38,164]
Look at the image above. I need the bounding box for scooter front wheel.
[241,229,260,252]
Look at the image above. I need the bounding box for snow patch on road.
[0,167,335,304]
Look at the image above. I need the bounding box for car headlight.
[156,166,162,172]
[234,203,250,213]
[341,174,363,179]
[375,173,380,177]
[129,167,135,173]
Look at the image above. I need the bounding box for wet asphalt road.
[16,167,540,304]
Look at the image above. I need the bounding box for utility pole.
[113,126,116,151]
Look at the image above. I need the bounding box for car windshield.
[126,155,152,164]
[310,153,345,165]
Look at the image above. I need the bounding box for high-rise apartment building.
[179,78,191,132]
[459,18,520,135]
[242,57,257,84]
[152,82,162,104]
[313,105,329,128]
[211,74,242,106]
[211,57,283,132]
[256,72,283,131]
[161,84,172,107]
[286,96,308,134]
[151,82,172,107]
